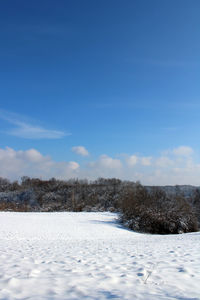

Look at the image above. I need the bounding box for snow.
[0,212,200,300]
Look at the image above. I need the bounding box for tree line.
[0,176,199,234]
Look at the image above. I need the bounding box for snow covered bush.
[120,183,198,234]
[191,188,200,228]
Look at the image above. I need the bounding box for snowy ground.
[0,212,199,300]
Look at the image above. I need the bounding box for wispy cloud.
[7,121,66,139]
[0,109,67,139]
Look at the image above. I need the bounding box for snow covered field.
[0,212,199,300]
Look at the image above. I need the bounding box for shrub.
[121,183,198,234]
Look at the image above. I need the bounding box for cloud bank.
[1,146,200,185]
[0,147,79,180]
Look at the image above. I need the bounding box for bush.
[121,183,198,234]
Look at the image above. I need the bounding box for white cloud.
[126,155,138,166]
[0,147,79,180]
[126,155,152,167]
[1,145,200,186]
[89,155,122,170]
[68,161,80,170]
[172,146,193,157]
[84,155,123,179]
[141,156,152,166]
[21,149,44,163]
[0,109,67,139]
[72,146,89,157]
[155,156,173,168]
[97,155,122,169]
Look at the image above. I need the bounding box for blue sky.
[0,0,200,184]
